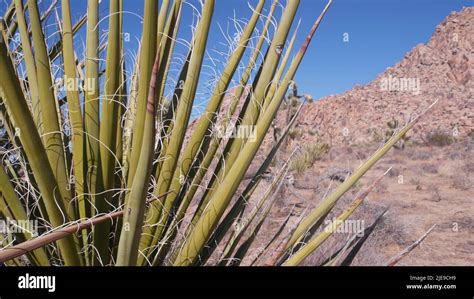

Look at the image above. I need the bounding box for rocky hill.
[282,7,473,149]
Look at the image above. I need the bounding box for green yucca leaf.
[49,14,88,62]
[61,0,87,264]
[122,57,140,178]
[83,0,102,266]
[263,20,301,111]
[147,0,266,260]
[156,0,170,58]
[139,0,215,261]
[165,1,278,251]
[126,0,158,187]
[197,103,304,265]
[283,170,388,266]
[156,0,182,109]
[117,48,161,266]
[0,165,50,265]
[95,0,122,265]
[28,0,73,222]
[173,0,331,266]
[191,1,301,222]
[220,160,291,266]
[286,119,417,250]
[336,210,388,266]
[0,33,80,266]
[13,0,41,130]
[283,198,362,266]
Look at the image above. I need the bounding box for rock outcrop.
[288,7,473,148]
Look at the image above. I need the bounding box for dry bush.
[426,185,443,202]
[387,167,400,177]
[425,130,455,147]
[290,142,329,173]
[451,162,472,190]
[288,128,303,140]
[410,150,433,160]
[420,163,439,174]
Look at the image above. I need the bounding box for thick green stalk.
[0,35,80,265]
[116,49,160,266]
[283,197,364,266]
[83,0,100,199]
[139,0,215,258]
[162,2,278,263]
[95,0,122,265]
[27,0,73,221]
[216,0,299,171]
[174,0,330,265]
[262,20,300,111]
[48,14,88,63]
[61,0,86,264]
[156,0,170,49]
[150,0,265,254]
[286,119,416,250]
[0,166,50,266]
[13,0,41,131]
[156,0,182,108]
[122,58,140,179]
[84,0,101,266]
[190,0,298,224]
[126,0,158,186]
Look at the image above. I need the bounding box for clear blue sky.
[3,0,472,109]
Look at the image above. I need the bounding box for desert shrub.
[465,161,474,173]
[370,129,384,143]
[411,151,433,160]
[420,163,438,174]
[409,176,422,187]
[468,130,474,140]
[451,161,472,190]
[448,151,463,160]
[387,167,400,177]
[425,130,455,147]
[426,185,443,202]
[451,173,472,190]
[288,128,303,140]
[290,142,329,173]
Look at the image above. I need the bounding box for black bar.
[0,267,472,298]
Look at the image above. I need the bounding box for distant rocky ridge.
[287,7,473,148]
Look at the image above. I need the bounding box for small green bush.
[290,142,329,173]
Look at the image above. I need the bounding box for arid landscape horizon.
[0,0,471,270]
[0,0,472,297]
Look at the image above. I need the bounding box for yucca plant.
[0,0,420,267]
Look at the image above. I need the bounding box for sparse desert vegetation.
[0,0,471,270]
